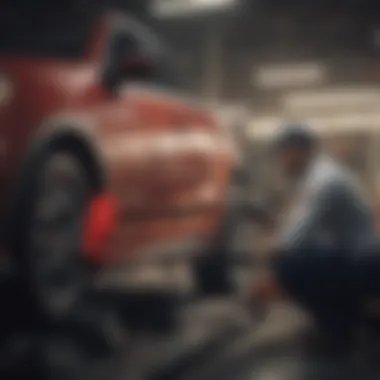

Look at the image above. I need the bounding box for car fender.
[29,113,107,185]
[3,113,108,247]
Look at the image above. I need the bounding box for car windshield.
[0,2,95,59]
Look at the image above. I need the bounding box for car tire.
[20,151,93,323]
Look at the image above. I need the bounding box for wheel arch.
[46,131,105,192]
[4,119,107,249]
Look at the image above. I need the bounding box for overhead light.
[253,63,326,89]
[151,0,238,18]
[284,87,380,111]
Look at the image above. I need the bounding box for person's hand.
[266,237,281,254]
[249,270,283,305]
[256,235,280,262]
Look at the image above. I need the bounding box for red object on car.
[0,8,234,319]
[82,193,118,263]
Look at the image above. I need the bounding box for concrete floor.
[3,274,380,380]
[2,217,380,380]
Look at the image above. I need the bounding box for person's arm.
[243,203,275,227]
[279,181,339,252]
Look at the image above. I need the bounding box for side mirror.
[119,52,155,81]
[102,37,157,91]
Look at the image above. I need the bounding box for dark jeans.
[273,244,361,340]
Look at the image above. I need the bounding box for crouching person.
[267,124,378,354]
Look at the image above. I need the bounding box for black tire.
[21,151,92,322]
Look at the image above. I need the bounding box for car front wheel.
[24,152,91,322]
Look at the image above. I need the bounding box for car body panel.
[0,14,233,291]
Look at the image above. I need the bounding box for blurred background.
[145,0,380,221]
[3,0,380,379]
[5,0,380,194]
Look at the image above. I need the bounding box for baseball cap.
[271,123,318,151]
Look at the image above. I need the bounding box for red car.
[0,10,234,327]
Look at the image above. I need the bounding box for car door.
[129,25,222,216]
[117,85,186,216]
[174,104,228,212]
[103,15,226,216]
[90,14,231,265]
[99,15,187,218]
[128,89,215,215]
[124,74,218,216]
